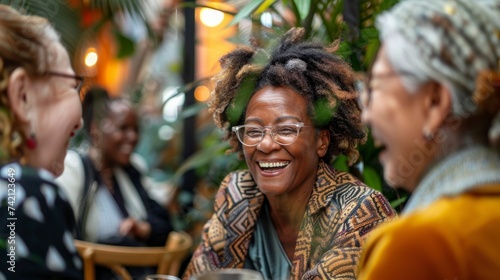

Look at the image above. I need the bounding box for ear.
[423,82,452,134]
[7,68,31,124]
[316,129,330,158]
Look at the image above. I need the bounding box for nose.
[256,129,280,152]
[126,128,139,145]
[71,94,84,134]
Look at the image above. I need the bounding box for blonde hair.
[0,5,60,164]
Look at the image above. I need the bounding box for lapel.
[220,170,265,267]
[221,161,341,273]
[291,161,341,278]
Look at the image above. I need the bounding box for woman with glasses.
[183,27,396,280]
[358,0,500,279]
[0,5,83,279]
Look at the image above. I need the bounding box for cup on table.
[189,269,264,280]
[146,275,181,280]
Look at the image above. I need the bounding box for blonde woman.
[0,5,83,280]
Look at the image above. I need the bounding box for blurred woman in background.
[57,87,173,279]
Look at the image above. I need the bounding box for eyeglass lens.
[234,124,302,146]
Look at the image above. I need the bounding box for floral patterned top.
[0,163,83,279]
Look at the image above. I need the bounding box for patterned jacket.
[183,161,396,279]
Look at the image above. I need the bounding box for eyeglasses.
[355,71,415,109]
[232,122,313,147]
[46,71,84,93]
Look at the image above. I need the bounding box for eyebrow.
[244,115,302,124]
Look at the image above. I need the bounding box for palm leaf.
[227,0,265,27]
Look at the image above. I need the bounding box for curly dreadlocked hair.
[210,27,366,165]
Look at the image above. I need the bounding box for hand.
[119,218,152,240]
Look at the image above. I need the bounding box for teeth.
[259,162,289,168]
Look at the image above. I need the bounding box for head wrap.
[377,0,500,117]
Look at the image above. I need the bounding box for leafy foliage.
[2,0,154,67]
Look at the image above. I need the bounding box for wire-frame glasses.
[232,122,313,147]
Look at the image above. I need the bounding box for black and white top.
[0,162,83,280]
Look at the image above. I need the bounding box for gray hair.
[377,0,500,117]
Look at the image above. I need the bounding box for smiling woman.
[0,4,84,279]
[182,27,396,280]
[56,86,173,279]
[358,0,500,279]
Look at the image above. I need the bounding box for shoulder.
[330,170,377,200]
[0,163,74,215]
[311,164,396,228]
[130,153,149,174]
[0,164,81,279]
[214,169,263,211]
[359,202,467,279]
[410,185,500,236]
[360,187,500,279]
[0,163,60,195]
[219,169,257,194]
[318,164,391,210]
[363,191,494,262]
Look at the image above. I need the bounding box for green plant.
[1,0,161,70]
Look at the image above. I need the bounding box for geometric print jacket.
[183,161,396,279]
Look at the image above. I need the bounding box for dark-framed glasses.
[232,122,313,147]
[46,71,84,93]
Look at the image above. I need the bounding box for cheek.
[102,132,119,149]
[242,147,254,164]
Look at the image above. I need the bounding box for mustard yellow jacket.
[183,161,396,279]
[359,184,500,280]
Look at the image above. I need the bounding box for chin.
[383,164,403,188]
[117,158,131,167]
[384,167,415,192]
[50,160,65,177]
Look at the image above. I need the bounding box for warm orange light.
[194,86,210,102]
[200,8,224,27]
[85,48,98,67]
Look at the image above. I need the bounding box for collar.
[307,160,348,214]
[403,146,500,214]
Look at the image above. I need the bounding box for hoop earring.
[26,131,37,149]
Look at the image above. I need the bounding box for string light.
[200,8,224,27]
[84,48,98,67]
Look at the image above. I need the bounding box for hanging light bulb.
[84,48,98,67]
[200,8,224,27]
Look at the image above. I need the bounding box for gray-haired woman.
[358,0,500,279]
